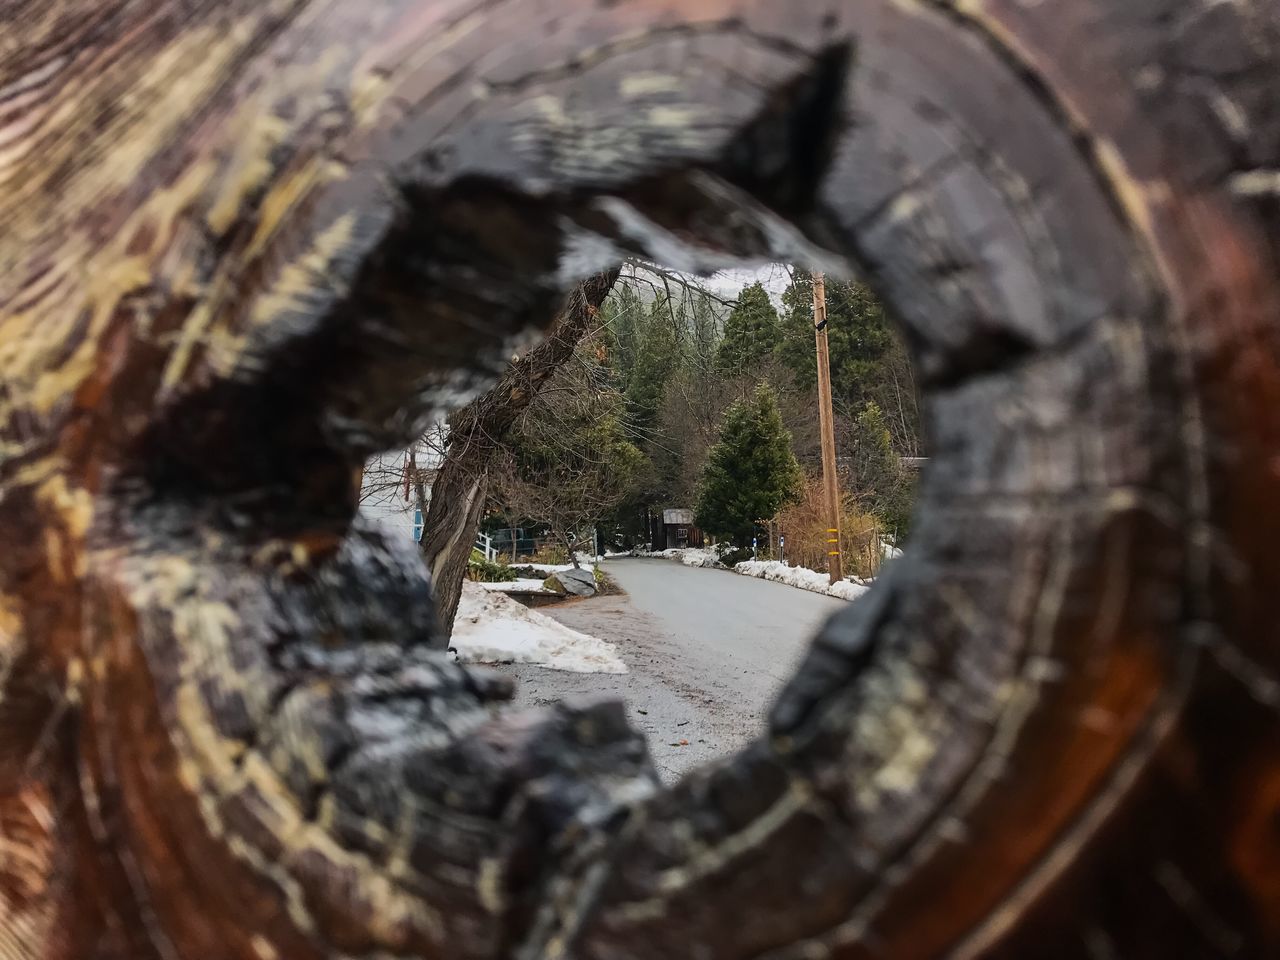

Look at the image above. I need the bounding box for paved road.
[496,558,846,783]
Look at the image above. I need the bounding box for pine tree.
[626,295,683,430]
[688,292,722,373]
[695,382,801,545]
[776,268,920,455]
[715,281,781,373]
[776,270,887,395]
[601,282,646,388]
[849,401,916,536]
[849,401,896,493]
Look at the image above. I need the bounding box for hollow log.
[0,1,1277,958]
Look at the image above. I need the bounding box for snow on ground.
[452,581,626,673]
[677,548,722,568]
[635,547,724,568]
[733,559,872,602]
[475,578,550,593]
[628,547,881,601]
[514,552,600,573]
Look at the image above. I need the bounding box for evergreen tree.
[715,281,781,373]
[776,270,890,397]
[687,292,722,374]
[776,268,920,455]
[848,401,897,494]
[626,295,683,430]
[601,282,646,388]
[695,382,801,545]
[848,401,916,536]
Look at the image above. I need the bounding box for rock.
[561,567,599,595]
[543,567,597,597]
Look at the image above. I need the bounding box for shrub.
[530,543,569,565]
[468,557,517,582]
[773,474,884,579]
[508,565,545,579]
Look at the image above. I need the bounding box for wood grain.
[0,0,1277,957]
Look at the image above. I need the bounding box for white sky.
[703,263,794,304]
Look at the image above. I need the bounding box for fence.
[474,533,497,562]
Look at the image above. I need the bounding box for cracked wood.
[1,1,1278,958]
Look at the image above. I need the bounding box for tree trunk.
[418,269,619,638]
[3,2,1279,958]
[562,530,581,569]
[420,470,487,638]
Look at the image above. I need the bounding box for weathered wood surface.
[0,1,1278,958]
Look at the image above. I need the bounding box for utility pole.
[813,273,844,583]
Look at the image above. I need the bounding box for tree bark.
[1,2,1278,958]
[419,269,619,638]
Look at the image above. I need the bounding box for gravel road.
[494,558,846,783]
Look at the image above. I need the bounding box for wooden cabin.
[650,508,705,550]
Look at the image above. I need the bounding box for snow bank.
[635,547,724,568]
[678,548,722,568]
[452,581,625,673]
[475,578,550,593]
[514,553,599,573]
[519,562,573,573]
[733,559,872,602]
[828,578,873,601]
[635,545,875,602]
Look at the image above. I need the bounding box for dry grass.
[528,543,570,565]
[773,474,883,579]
